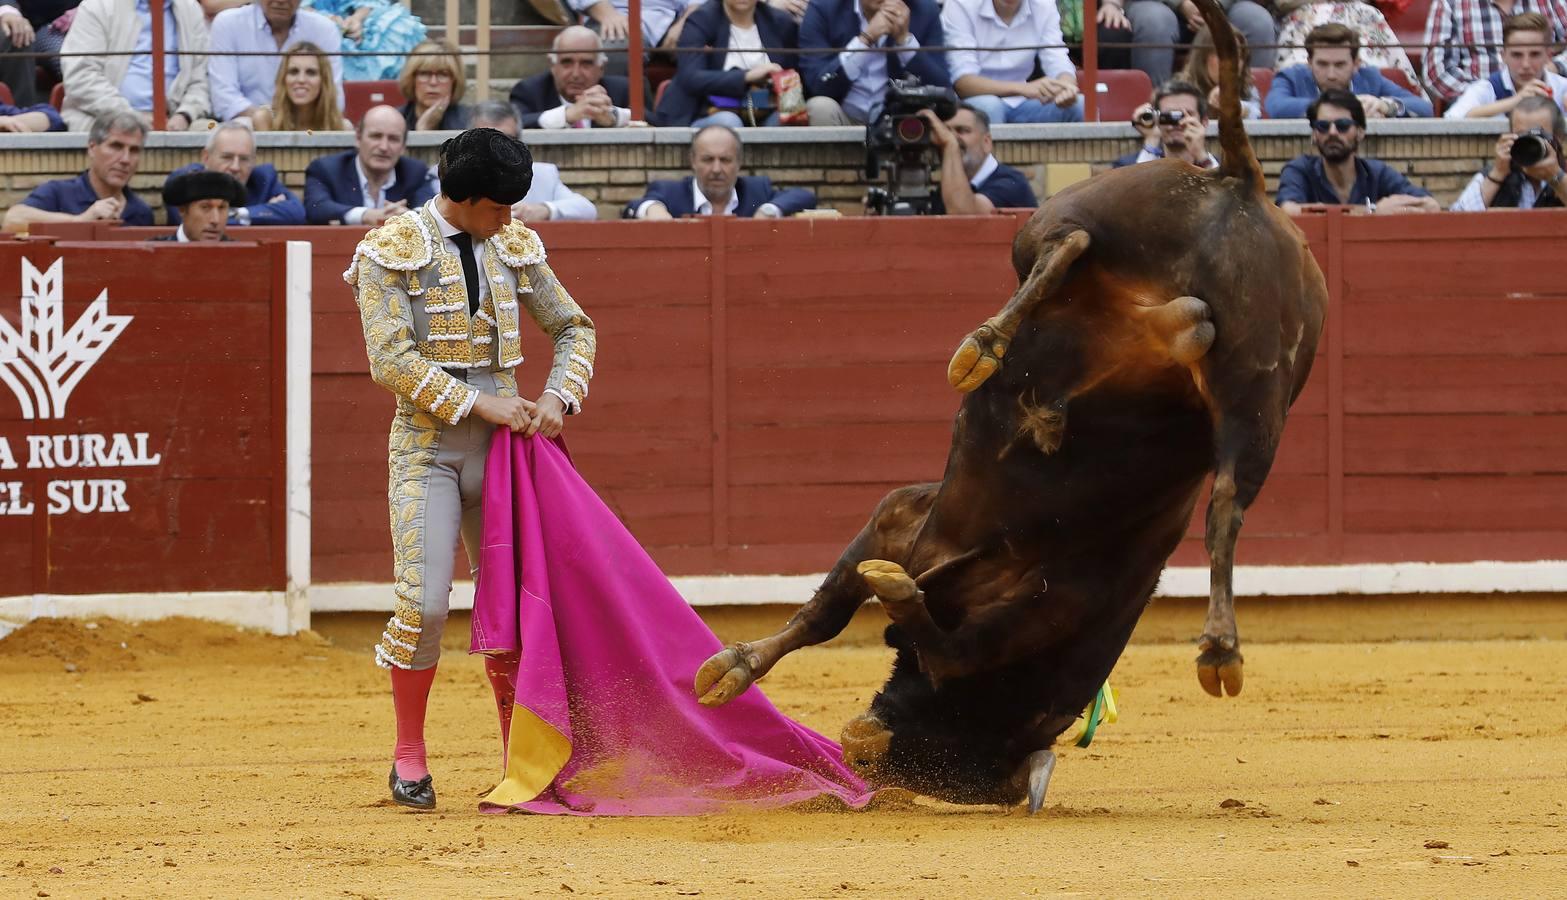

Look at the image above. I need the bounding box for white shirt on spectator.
[208,2,344,121]
[1444,67,1567,118]
[942,0,1074,108]
[1450,170,1549,210]
[724,24,769,72]
[691,178,739,215]
[120,0,180,112]
[341,156,398,226]
[841,6,921,122]
[536,102,633,128]
[522,162,598,221]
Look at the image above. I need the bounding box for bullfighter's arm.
[349,254,478,425]
[520,260,596,414]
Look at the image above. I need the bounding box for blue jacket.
[656,0,799,126]
[1263,65,1432,119]
[165,162,305,226]
[798,0,947,103]
[622,175,816,218]
[303,150,436,225]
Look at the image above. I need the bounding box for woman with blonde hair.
[253,42,352,132]
[1177,27,1261,119]
[398,40,473,131]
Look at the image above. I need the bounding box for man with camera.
[1115,81,1218,169]
[916,103,1037,214]
[1451,95,1567,210]
[799,0,949,127]
[1276,89,1439,215]
[1445,13,1567,120]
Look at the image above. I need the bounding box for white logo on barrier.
[0,258,132,420]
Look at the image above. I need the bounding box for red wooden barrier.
[42,212,1567,588]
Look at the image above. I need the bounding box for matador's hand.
[473,393,536,431]
[525,392,566,439]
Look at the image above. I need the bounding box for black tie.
[449,232,481,315]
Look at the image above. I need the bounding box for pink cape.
[470,431,874,815]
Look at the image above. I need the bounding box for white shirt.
[1450,169,1550,210]
[173,225,190,242]
[723,24,769,73]
[519,162,598,221]
[942,0,1073,108]
[969,153,999,189]
[691,178,740,216]
[1444,68,1567,118]
[840,7,921,122]
[342,157,400,226]
[1135,147,1219,168]
[537,97,633,129]
[426,199,490,308]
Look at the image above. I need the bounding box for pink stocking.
[484,655,518,771]
[389,665,438,781]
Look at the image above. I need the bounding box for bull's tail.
[1191,0,1265,192]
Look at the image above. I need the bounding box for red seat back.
[343,80,407,124]
[1379,0,1434,74]
[49,82,63,110]
[1077,69,1155,123]
[1251,66,1274,115]
[1380,66,1418,94]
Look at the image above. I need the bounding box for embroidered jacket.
[344,206,596,424]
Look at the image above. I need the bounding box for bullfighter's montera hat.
[162,170,247,209]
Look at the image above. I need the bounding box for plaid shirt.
[1423,0,1567,101]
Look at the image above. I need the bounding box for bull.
[693,0,1328,812]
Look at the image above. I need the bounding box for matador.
[345,129,595,810]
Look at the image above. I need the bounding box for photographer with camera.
[1277,89,1439,215]
[916,103,1037,214]
[799,0,949,127]
[1445,13,1567,120]
[1113,81,1218,169]
[1452,95,1567,210]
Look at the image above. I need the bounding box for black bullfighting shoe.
[388,765,436,811]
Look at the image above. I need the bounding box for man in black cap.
[153,171,248,242]
[345,128,596,811]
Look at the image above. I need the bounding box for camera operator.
[917,103,1037,214]
[1452,95,1567,210]
[1114,81,1218,169]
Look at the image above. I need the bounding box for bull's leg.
[1197,412,1284,697]
[694,484,939,707]
[948,230,1091,393]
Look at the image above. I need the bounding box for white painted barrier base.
[0,590,300,639]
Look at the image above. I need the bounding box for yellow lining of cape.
[479,703,573,808]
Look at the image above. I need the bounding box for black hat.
[439,127,533,206]
[162,170,247,209]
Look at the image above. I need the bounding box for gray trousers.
[1126,0,1277,84]
[375,369,499,671]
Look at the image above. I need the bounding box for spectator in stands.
[209,0,342,122]
[1452,94,1567,208]
[1265,23,1432,119]
[1177,26,1260,119]
[766,0,808,22]
[303,104,435,224]
[166,120,306,226]
[0,1,64,107]
[1054,0,1170,84]
[154,170,247,241]
[799,0,948,127]
[0,94,64,130]
[920,102,1037,213]
[1445,12,1567,118]
[571,0,700,77]
[470,100,599,221]
[941,0,1082,124]
[1114,0,1275,81]
[252,41,351,130]
[1115,80,1217,168]
[3,111,153,232]
[1273,0,1421,89]
[510,26,638,128]
[655,0,799,127]
[623,124,816,217]
[305,0,427,81]
[59,0,210,131]
[1423,0,1567,104]
[1277,89,1439,213]
[397,39,470,131]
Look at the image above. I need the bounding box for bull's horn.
[1025,749,1057,815]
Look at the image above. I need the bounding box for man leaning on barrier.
[623,124,816,218]
[1451,94,1567,210]
[152,170,247,242]
[1277,89,1438,215]
[2,111,154,233]
[165,120,305,227]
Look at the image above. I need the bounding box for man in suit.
[623,124,816,218]
[920,103,1037,214]
[509,26,639,128]
[471,100,600,221]
[1265,24,1432,120]
[304,105,436,225]
[152,170,246,242]
[799,0,948,127]
[166,121,305,228]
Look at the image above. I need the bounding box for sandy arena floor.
[2,600,1566,898]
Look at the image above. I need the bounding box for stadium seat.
[1077,68,1155,123]
[1379,0,1433,74]
[1251,67,1273,115]
[343,80,407,123]
[49,82,62,110]
[1380,66,1420,95]
[0,83,12,106]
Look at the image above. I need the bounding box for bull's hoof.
[841,714,893,777]
[1165,296,1216,365]
[694,642,759,707]
[1195,636,1244,697]
[856,559,919,606]
[947,323,1009,393]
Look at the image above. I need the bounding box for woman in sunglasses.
[1276,89,1439,215]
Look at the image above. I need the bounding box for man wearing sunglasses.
[1277,89,1439,215]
